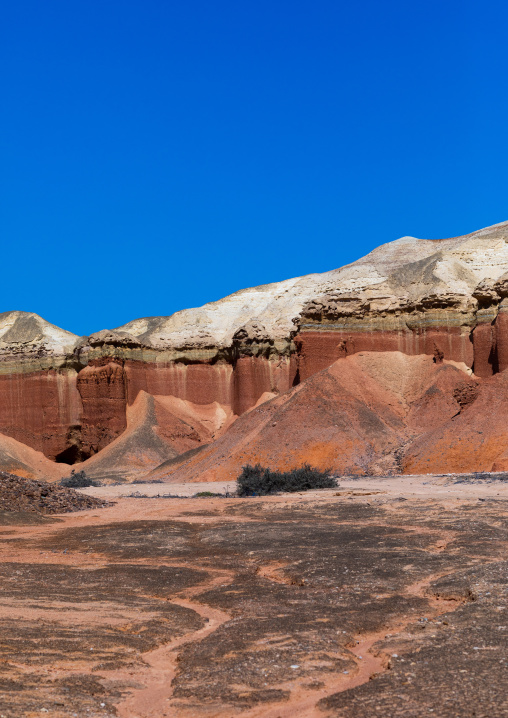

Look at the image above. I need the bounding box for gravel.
[0,471,111,514]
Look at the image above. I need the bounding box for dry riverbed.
[1,474,508,717]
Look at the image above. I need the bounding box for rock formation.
[4,220,508,473]
[147,352,487,481]
[0,431,68,482]
[0,312,81,461]
[79,391,235,483]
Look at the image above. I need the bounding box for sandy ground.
[2,474,508,717]
[82,480,237,499]
[81,473,508,500]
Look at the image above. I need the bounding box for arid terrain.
[2,475,508,717]
[3,223,508,715]
[4,221,508,482]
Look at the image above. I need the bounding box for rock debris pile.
[0,471,110,514]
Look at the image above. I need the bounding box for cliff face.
[4,220,508,465]
[0,312,81,461]
[296,223,508,381]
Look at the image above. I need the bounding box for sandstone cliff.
[4,220,508,469]
[0,312,81,461]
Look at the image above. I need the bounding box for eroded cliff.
[4,220,508,466]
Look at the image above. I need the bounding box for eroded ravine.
[112,580,234,718]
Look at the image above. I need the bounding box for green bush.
[237,463,337,496]
[60,470,100,488]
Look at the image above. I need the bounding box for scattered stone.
[0,471,111,514]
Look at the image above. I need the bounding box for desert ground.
[1,474,507,717]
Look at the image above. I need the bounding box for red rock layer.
[76,360,127,457]
[294,312,508,381]
[124,361,234,406]
[471,313,508,377]
[472,322,496,377]
[6,316,508,466]
[231,356,297,416]
[0,357,294,464]
[294,327,475,382]
[495,313,508,373]
[0,369,81,461]
[123,357,296,417]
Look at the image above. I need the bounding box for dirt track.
[1,476,508,716]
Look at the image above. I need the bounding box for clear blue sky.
[1,1,507,336]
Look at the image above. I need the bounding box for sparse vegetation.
[60,470,100,488]
[454,471,508,483]
[237,463,337,496]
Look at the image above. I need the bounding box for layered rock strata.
[4,221,508,464]
[0,312,81,461]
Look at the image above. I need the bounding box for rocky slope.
[78,392,235,483]
[0,431,69,482]
[3,220,508,469]
[147,352,486,481]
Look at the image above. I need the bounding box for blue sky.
[1,1,507,335]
